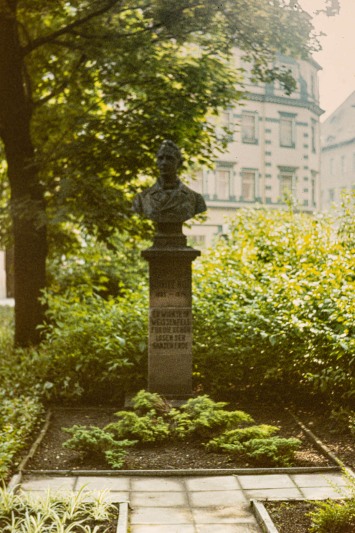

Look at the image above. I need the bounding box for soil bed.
[265,500,316,533]
[295,407,355,470]
[25,403,336,471]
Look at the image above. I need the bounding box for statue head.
[157,140,183,187]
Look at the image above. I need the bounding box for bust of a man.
[133,140,206,223]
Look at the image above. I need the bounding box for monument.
[133,140,206,397]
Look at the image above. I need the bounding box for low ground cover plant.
[308,469,355,532]
[63,390,301,468]
[0,392,43,480]
[0,485,118,532]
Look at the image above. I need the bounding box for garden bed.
[22,402,345,472]
[264,500,317,533]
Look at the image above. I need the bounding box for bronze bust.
[133,140,206,223]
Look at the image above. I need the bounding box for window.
[310,73,315,97]
[330,158,334,176]
[216,169,231,200]
[311,172,317,206]
[242,113,258,143]
[189,235,205,247]
[241,170,256,201]
[328,189,335,202]
[280,116,295,147]
[311,120,317,153]
[278,169,296,202]
[341,155,346,174]
[192,171,203,194]
[217,111,233,141]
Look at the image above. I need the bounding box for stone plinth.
[142,246,200,398]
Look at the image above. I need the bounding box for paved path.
[20,472,350,532]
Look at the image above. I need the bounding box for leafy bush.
[39,289,148,401]
[0,393,43,480]
[170,395,253,439]
[193,207,355,410]
[107,411,171,443]
[244,437,301,467]
[308,470,355,532]
[47,231,148,299]
[63,425,136,468]
[206,424,279,452]
[63,391,301,468]
[130,389,171,416]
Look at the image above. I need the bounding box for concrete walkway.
[20,472,350,532]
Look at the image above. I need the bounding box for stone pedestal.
[142,228,200,398]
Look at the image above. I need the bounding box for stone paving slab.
[20,472,350,532]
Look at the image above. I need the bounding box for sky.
[299,0,355,121]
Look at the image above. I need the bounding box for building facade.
[185,51,323,246]
[320,91,355,210]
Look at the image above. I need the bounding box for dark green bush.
[39,289,148,401]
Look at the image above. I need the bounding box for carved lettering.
[150,308,192,352]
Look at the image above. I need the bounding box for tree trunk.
[0,4,47,346]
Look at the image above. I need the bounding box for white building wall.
[185,52,323,246]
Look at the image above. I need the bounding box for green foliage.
[107,411,171,443]
[0,484,118,531]
[244,437,301,467]
[206,424,279,452]
[47,231,149,298]
[130,389,171,416]
[63,391,300,468]
[170,395,254,439]
[0,0,317,249]
[308,470,355,532]
[63,425,136,468]
[38,289,148,402]
[193,207,355,409]
[0,394,43,480]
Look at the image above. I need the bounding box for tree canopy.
[0,0,334,344]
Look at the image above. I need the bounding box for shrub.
[170,395,254,439]
[0,394,44,480]
[308,470,355,532]
[205,424,279,452]
[193,207,355,410]
[63,425,136,468]
[107,411,171,443]
[244,437,301,467]
[63,391,301,468]
[39,289,148,401]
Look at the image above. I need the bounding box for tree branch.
[34,54,87,107]
[22,0,123,55]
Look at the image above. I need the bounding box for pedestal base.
[142,245,200,397]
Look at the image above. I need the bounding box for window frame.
[241,112,258,144]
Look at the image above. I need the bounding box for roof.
[321,90,355,148]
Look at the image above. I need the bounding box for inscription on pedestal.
[149,266,192,307]
[150,308,192,351]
